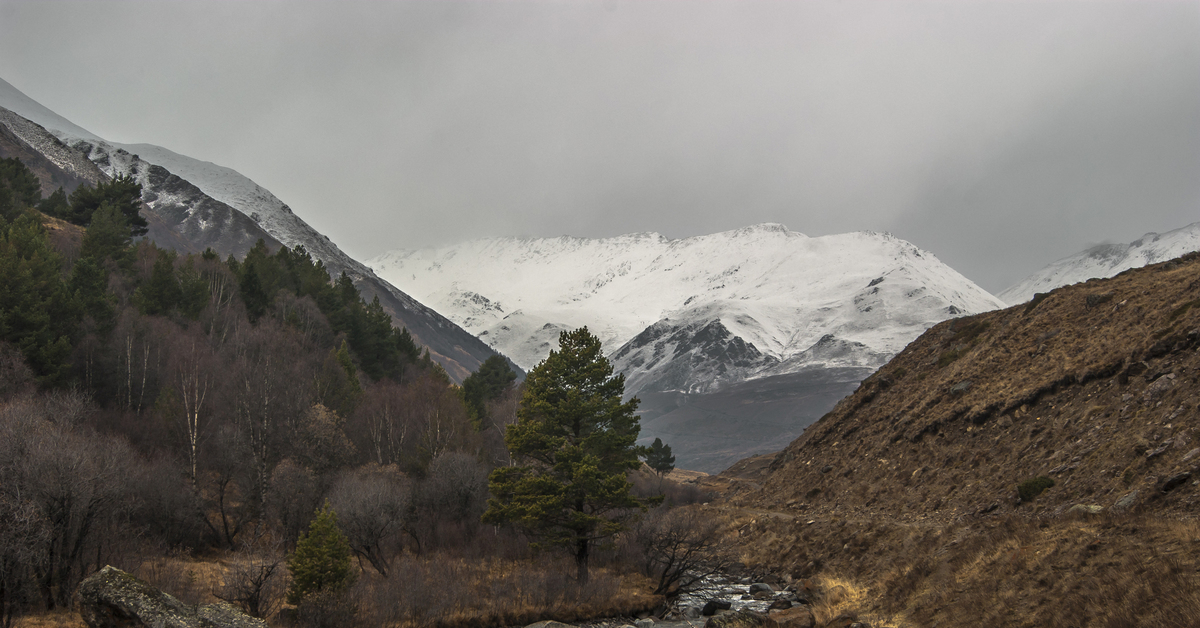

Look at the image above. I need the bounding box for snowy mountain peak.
[369,227,1003,395]
[998,221,1200,305]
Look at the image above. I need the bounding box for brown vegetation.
[719,251,1200,626]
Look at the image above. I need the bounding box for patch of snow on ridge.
[998,222,1200,305]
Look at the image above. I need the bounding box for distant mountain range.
[370,225,1004,394]
[370,226,1005,471]
[999,221,1200,305]
[0,77,509,381]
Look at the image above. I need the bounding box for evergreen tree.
[462,354,517,429]
[644,437,675,483]
[67,174,147,236]
[0,214,78,385]
[135,251,182,316]
[0,158,40,205]
[482,327,644,584]
[240,263,269,321]
[78,204,133,266]
[36,188,69,221]
[68,257,115,332]
[286,501,356,605]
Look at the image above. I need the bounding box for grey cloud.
[1,0,1197,292]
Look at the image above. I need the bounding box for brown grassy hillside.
[718,251,1200,627]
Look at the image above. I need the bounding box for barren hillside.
[714,252,1200,627]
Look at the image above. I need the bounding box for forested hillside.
[0,157,529,623]
[0,157,711,628]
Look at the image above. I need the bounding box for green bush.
[287,501,356,605]
[1017,476,1055,502]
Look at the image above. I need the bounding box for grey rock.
[635,619,655,628]
[1113,490,1139,511]
[684,606,703,619]
[77,566,266,628]
[950,380,972,395]
[749,583,775,594]
[1067,504,1104,515]
[524,622,577,628]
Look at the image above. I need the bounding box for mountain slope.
[999,221,1200,305]
[0,77,508,381]
[369,224,1004,395]
[713,250,1200,626]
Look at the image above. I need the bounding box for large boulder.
[77,566,267,628]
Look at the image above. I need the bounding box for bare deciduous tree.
[626,506,728,596]
[327,465,411,576]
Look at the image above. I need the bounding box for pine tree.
[462,354,517,429]
[644,437,675,479]
[67,174,147,236]
[78,204,133,266]
[286,502,356,605]
[482,327,644,584]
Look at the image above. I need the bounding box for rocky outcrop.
[77,566,266,628]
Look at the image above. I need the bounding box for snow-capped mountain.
[998,222,1200,306]
[370,224,1005,396]
[0,77,508,381]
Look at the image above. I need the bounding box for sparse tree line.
[0,157,707,628]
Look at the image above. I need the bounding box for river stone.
[770,606,815,628]
[77,566,266,628]
[635,619,655,628]
[749,583,775,594]
[702,600,733,616]
[704,609,778,628]
[524,623,577,628]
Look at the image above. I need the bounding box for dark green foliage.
[68,257,115,331]
[231,242,419,381]
[0,215,79,385]
[286,502,356,605]
[315,340,364,418]
[644,437,675,478]
[79,204,133,266]
[135,251,183,316]
[240,263,269,321]
[67,174,147,236]
[483,327,644,584]
[1017,476,1055,502]
[36,188,69,221]
[0,158,41,221]
[462,354,517,428]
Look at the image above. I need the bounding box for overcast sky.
[1,0,1198,293]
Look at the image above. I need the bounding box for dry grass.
[808,574,908,628]
[12,610,85,628]
[357,555,659,628]
[733,509,1200,628]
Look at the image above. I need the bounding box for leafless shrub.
[327,464,411,576]
[622,505,728,596]
[268,459,322,549]
[215,536,286,619]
